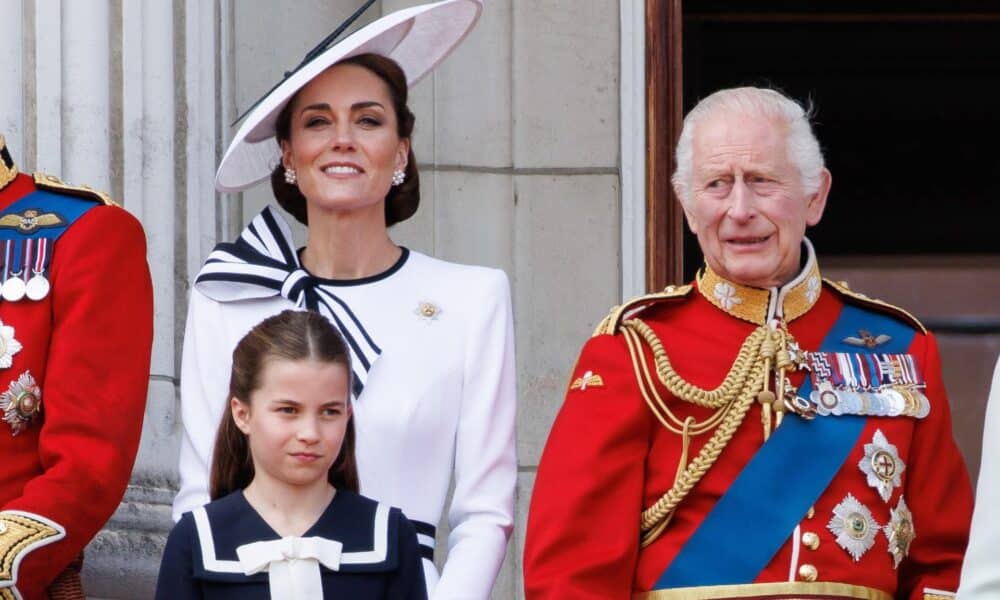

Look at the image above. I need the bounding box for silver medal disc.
[25,275,50,301]
[1,276,26,302]
[882,389,905,417]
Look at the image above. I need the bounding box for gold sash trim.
[635,581,892,600]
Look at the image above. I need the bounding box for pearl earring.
[284,167,297,185]
[391,168,405,187]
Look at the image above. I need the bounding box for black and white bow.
[195,206,380,399]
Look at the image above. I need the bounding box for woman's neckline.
[296,246,411,287]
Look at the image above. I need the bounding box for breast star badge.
[828,493,880,561]
[884,496,915,568]
[570,370,604,391]
[0,321,23,368]
[859,429,905,502]
[1,370,41,436]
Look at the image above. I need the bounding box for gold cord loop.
[621,318,804,545]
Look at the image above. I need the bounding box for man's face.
[684,111,830,289]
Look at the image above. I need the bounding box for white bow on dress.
[236,536,343,600]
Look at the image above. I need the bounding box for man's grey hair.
[671,87,826,206]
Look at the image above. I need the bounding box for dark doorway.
[681,1,1000,279]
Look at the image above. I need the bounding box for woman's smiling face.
[280,63,409,219]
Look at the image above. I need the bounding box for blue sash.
[654,304,916,588]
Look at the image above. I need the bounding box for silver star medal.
[859,429,904,502]
[0,320,24,368]
[828,493,880,561]
[884,496,916,568]
[1,370,42,435]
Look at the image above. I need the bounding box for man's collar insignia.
[697,239,822,325]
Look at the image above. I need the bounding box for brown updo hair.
[209,309,359,499]
[270,53,419,227]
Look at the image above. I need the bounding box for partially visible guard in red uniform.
[523,89,972,600]
[0,136,153,599]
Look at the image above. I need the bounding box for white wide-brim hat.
[216,0,483,192]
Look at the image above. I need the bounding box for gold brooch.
[414,301,440,322]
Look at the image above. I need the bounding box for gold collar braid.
[696,240,822,326]
[0,136,17,191]
[622,317,811,546]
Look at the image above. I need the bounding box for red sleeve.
[898,332,972,599]
[1,205,153,596]
[524,333,652,600]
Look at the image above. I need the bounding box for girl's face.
[233,358,351,492]
[280,63,409,218]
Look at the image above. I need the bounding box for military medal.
[1,240,28,302]
[0,320,23,368]
[1,370,42,435]
[806,351,930,419]
[828,493,880,561]
[2,272,25,302]
[25,238,51,300]
[884,496,915,568]
[859,429,904,502]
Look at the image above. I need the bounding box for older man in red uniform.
[524,89,971,599]
[0,136,153,598]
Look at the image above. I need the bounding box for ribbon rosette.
[236,536,344,599]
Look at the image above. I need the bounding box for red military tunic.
[0,141,153,598]
[524,246,971,600]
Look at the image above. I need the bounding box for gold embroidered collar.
[696,239,822,326]
[0,136,18,191]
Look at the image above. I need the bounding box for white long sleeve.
[958,355,1000,598]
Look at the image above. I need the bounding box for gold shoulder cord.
[621,318,805,546]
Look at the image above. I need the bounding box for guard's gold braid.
[622,326,728,435]
[617,319,774,545]
[638,375,761,544]
[625,319,770,409]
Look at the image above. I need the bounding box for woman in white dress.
[172,2,516,597]
[958,355,1000,598]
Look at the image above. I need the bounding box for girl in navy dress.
[157,309,426,599]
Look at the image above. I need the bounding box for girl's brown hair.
[270,52,419,227]
[209,309,359,499]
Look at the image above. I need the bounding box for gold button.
[806,506,815,519]
[801,531,820,550]
[798,563,818,582]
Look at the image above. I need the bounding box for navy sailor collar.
[190,489,401,580]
